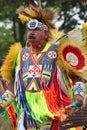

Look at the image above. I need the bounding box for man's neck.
[30,41,47,53]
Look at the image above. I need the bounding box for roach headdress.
[17,1,58,40]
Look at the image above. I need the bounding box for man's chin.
[29,40,38,46]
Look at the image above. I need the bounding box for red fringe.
[6,103,17,129]
[43,68,71,114]
[52,119,59,130]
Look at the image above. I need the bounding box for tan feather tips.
[0,42,22,83]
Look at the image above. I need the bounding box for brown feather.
[17,5,58,29]
[28,0,37,7]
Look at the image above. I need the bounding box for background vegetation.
[0,0,86,59]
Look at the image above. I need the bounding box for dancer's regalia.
[0,1,87,130]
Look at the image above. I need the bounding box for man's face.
[27,19,48,47]
[27,27,48,46]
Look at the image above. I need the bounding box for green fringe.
[25,91,54,123]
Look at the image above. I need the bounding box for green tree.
[44,0,86,32]
[0,0,28,58]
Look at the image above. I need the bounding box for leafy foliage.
[45,0,86,32]
[0,26,14,58]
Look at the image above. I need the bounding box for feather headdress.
[17,5,58,29]
[17,2,58,40]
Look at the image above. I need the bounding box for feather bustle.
[0,42,22,83]
[58,39,87,81]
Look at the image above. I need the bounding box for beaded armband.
[73,82,85,97]
[0,90,15,108]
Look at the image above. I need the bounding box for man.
[1,2,87,130]
[0,4,71,130]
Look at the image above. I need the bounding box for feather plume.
[17,5,58,41]
[28,0,37,7]
[17,5,58,29]
[0,42,22,83]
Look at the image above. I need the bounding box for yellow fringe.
[83,22,87,46]
[0,42,22,83]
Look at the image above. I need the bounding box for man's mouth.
[29,35,35,39]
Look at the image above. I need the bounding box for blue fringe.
[18,71,40,128]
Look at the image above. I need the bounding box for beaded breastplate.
[20,44,58,92]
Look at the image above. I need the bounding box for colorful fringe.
[5,100,18,130]
[25,91,54,123]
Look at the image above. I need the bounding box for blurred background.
[0,0,87,59]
